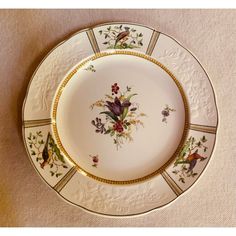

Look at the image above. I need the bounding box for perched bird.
[40,132,51,169]
[115,27,130,46]
[176,150,206,173]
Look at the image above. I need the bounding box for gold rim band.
[52,50,189,185]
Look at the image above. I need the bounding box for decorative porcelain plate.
[22,22,218,216]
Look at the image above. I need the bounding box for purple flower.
[106,97,131,116]
[162,110,169,117]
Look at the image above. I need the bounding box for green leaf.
[178,139,191,159]
[104,129,111,134]
[197,141,201,147]
[121,94,137,120]
[56,173,62,178]
[63,165,68,169]
[121,107,129,120]
[31,150,36,156]
[201,135,207,143]
[99,30,102,35]
[50,171,54,176]
[49,135,65,163]
[100,111,118,121]
[103,42,108,45]
[55,149,65,163]
[110,130,115,136]
[38,140,44,144]
[126,93,137,101]
[28,132,32,140]
[139,33,143,37]
[183,166,188,171]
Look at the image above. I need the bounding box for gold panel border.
[161,170,183,196]
[146,30,160,56]
[23,118,52,128]
[53,166,77,193]
[189,123,217,134]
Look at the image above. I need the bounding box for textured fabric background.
[0,9,235,227]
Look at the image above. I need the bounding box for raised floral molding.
[25,42,93,116]
[157,48,215,123]
[65,176,174,215]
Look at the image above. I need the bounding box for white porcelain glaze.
[54,52,187,182]
[22,22,218,216]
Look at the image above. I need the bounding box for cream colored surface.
[0,9,235,226]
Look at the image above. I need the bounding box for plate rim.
[22,21,219,217]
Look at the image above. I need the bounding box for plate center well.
[52,51,188,183]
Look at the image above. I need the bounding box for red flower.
[111,83,119,95]
[113,121,124,133]
[92,155,99,163]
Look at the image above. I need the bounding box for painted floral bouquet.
[90,83,146,149]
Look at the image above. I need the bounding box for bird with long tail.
[175,149,207,173]
[40,132,52,169]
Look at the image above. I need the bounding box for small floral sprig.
[85,64,96,72]
[89,155,99,167]
[161,105,176,123]
[91,117,106,134]
[172,135,208,183]
[27,132,68,177]
[90,83,146,149]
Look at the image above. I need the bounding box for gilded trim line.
[53,166,77,193]
[161,170,183,196]
[146,30,160,56]
[86,29,100,54]
[23,118,52,128]
[189,123,216,134]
